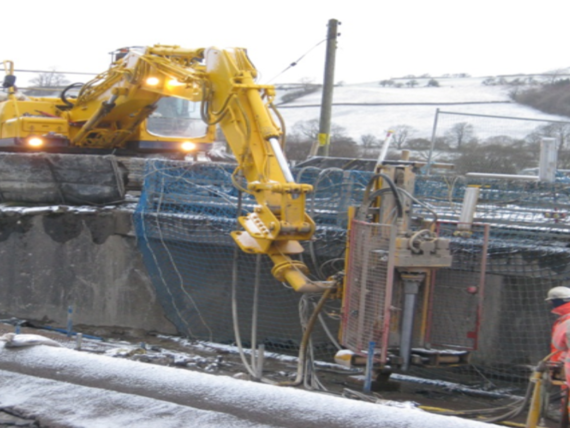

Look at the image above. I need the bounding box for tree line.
[512,79,570,118]
[285,119,570,175]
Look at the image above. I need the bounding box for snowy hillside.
[276,76,570,142]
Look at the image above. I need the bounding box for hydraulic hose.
[250,254,261,379]
[356,188,392,222]
[59,82,84,108]
[397,186,439,228]
[230,190,275,383]
[361,173,404,220]
[418,383,531,424]
[277,287,333,386]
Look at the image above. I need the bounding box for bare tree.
[29,69,70,88]
[329,137,359,158]
[454,140,534,174]
[27,68,70,96]
[390,125,416,149]
[286,119,358,160]
[545,68,569,84]
[284,138,312,162]
[445,122,475,149]
[483,135,516,145]
[289,119,348,142]
[360,134,380,159]
[527,123,570,153]
[407,138,433,150]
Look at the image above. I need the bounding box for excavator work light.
[145,77,160,86]
[181,141,196,151]
[167,79,184,87]
[27,137,43,148]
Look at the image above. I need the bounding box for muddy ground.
[0,322,561,428]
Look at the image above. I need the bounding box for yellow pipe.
[269,252,333,293]
[525,363,545,428]
[419,270,432,344]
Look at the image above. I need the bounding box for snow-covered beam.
[0,342,499,428]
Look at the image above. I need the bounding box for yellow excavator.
[0,47,216,155]
[0,45,328,292]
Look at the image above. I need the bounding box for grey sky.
[4,0,568,85]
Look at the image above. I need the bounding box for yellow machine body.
[0,48,216,154]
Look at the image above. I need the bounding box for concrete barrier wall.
[0,207,176,335]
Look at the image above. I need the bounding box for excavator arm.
[204,47,327,292]
[68,45,327,292]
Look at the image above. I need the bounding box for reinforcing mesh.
[342,220,396,364]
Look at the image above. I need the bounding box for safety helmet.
[545,286,570,301]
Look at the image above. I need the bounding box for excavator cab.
[110,46,145,64]
[2,74,15,89]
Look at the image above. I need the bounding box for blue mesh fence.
[134,160,570,385]
[133,160,370,356]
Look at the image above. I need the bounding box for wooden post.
[312,19,340,158]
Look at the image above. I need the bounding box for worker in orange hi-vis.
[546,286,570,425]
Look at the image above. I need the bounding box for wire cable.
[250,254,262,379]
[230,190,276,384]
[265,39,327,84]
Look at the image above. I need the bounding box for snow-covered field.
[277,77,570,141]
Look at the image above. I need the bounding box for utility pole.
[309,19,340,158]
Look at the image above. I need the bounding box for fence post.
[364,341,375,393]
[67,305,73,337]
[426,108,440,175]
[458,186,480,230]
[539,137,557,183]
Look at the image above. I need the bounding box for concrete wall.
[0,207,176,335]
[0,205,557,369]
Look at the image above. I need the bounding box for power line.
[265,39,326,84]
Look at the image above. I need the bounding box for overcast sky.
[4,0,569,86]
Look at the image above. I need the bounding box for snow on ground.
[0,340,500,428]
[0,370,261,428]
[277,78,570,141]
[0,332,61,348]
[288,77,513,105]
